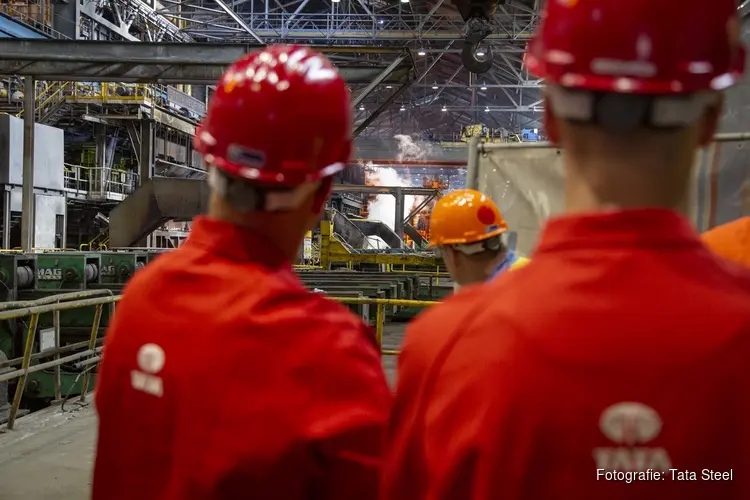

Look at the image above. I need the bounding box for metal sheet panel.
[476,146,565,256]
[34,194,65,249]
[476,144,705,256]
[0,114,20,184]
[9,188,21,212]
[3,115,64,190]
[32,120,65,191]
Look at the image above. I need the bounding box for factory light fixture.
[480,84,488,90]
[441,106,447,112]
[476,49,485,57]
[417,49,426,56]
[359,105,365,111]
[432,84,439,90]
[401,0,409,3]
[386,85,392,89]
[332,0,340,3]
[400,105,406,111]
[484,107,490,112]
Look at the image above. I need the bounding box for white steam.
[364,134,434,233]
[393,134,437,161]
[366,167,410,230]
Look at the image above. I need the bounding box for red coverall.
[383,209,750,500]
[93,216,392,500]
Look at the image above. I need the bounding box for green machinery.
[0,251,152,403]
[0,248,449,405]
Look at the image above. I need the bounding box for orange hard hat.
[429,189,507,247]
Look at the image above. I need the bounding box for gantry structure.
[155,0,546,138]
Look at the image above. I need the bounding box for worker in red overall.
[93,45,391,500]
[382,1,750,499]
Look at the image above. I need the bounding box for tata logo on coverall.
[593,402,672,472]
[131,343,165,397]
[37,268,62,280]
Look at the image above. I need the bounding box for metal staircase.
[16,81,71,124]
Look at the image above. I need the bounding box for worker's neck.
[564,157,692,215]
[208,200,304,262]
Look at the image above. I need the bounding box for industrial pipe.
[0,289,114,312]
[0,295,120,322]
[0,348,101,383]
[0,338,104,370]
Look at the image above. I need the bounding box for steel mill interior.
[0,0,749,498]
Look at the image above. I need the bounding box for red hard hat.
[525,0,746,94]
[195,45,352,186]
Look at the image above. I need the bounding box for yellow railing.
[0,294,436,430]
[0,291,119,430]
[64,163,139,196]
[332,297,437,355]
[69,82,151,103]
[0,2,68,39]
[16,81,70,119]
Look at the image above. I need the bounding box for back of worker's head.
[526,0,745,207]
[430,189,508,285]
[195,44,352,231]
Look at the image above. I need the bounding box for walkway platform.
[0,323,406,499]
[0,401,97,500]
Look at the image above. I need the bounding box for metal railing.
[17,81,70,120]
[0,291,119,430]
[64,164,139,197]
[0,2,69,40]
[69,82,151,103]
[0,294,436,431]
[333,297,437,355]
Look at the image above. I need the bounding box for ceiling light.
[359,105,365,111]
[480,84,487,90]
[386,85,392,89]
[476,50,485,57]
[400,105,406,111]
[441,106,447,112]
[484,107,490,112]
[401,0,409,3]
[432,84,438,90]
[417,49,425,56]
[378,18,384,24]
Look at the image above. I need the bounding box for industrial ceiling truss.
[0,39,415,136]
[152,0,545,138]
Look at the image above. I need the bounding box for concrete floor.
[0,400,97,500]
[0,322,407,500]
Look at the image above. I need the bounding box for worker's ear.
[441,246,457,269]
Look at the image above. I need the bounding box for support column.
[2,190,10,250]
[21,77,35,253]
[139,119,155,248]
[393,187,405,246]
[185,138,193,169]
[139,119,154,184]
[94,124,107,195]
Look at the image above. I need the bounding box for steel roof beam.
[0,40,414,85]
